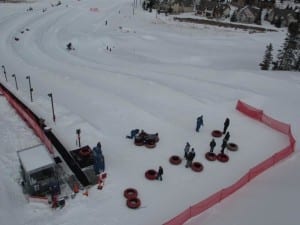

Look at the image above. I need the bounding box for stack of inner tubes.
[123,188,141,209]
[134,130,159,148]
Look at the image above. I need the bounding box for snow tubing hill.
[163,100,296,225]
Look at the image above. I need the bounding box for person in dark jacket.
[67,42,73,51]
[209,138,216,153]
[184,142,190,159]
[223,118,230,134]
[185,148,195,168]
[220,140,227,154]
[126,129,139,139]
[196,115,204,132]
[223,131,230,142]
[156,166,163,181]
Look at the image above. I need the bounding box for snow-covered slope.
[0,1,299,225]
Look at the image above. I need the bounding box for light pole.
[1,65,7,81]
[76,129,81,147]
[12,74,18,90]
[48,93,56,123]
[26,75,33,102]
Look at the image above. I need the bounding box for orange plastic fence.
[163,100,295,225]
[0,85,54,154]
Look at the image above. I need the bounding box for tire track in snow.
[0,3,261,106]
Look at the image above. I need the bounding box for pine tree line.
[260,22,300,72]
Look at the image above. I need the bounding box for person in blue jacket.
[93,142,104,174]
[196,115,204,132]
[126,129,139,139]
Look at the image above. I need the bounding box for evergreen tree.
[276,33,295,71]
[274,23,300,71]
[260,43,273,70]
[295,52,300,71]
[230,11,237,22]
[255,8,262,25]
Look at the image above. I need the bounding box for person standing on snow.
[209,138,216,153]
[156,166,163,181]
[184,142,190,159]
[223,131,230,143]
[223,118,230,134]
[196,115,204,132]
[185,148,195,168]
[220,140,227,154]
[93,142,103,175]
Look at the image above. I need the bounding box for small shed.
[17,144,59,196]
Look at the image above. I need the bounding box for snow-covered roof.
[17,144,55,174]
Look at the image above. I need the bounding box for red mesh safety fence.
[262,114,290,134]
[235,100,263,121]
[163,100,296,225]
[0,85,54,154]
[164,208,191,225]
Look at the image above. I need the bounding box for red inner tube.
[124,188,138,199]
[145,169,157,180]
[145,142,156,148]
[79,148,91,157]
[126,198,141,209]
[191,162,204,172]
[169,155,182,165]
[217,153,229,163]
[205,152,217,161]
[134,136,144,146]
[211,130,222,138]
[227,143,238,151]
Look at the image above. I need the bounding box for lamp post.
[76,129,81,147]
[12,74,18,90]
[48,93,56,123]
[1,65,7,81]
[26,75,33,102]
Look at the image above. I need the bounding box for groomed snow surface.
[0,1,299,225]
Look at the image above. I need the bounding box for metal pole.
[1,65,7,81]
[12,74,18,90]
[26,76,33,102]
[76,129,81,147]
[48,93,56,122]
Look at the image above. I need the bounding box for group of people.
[194,116,232,160]
[221,118,231,154]
[184,142,196,168]
[209,118,231,155]
[126,129,163,180]
[123,117,231,182]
